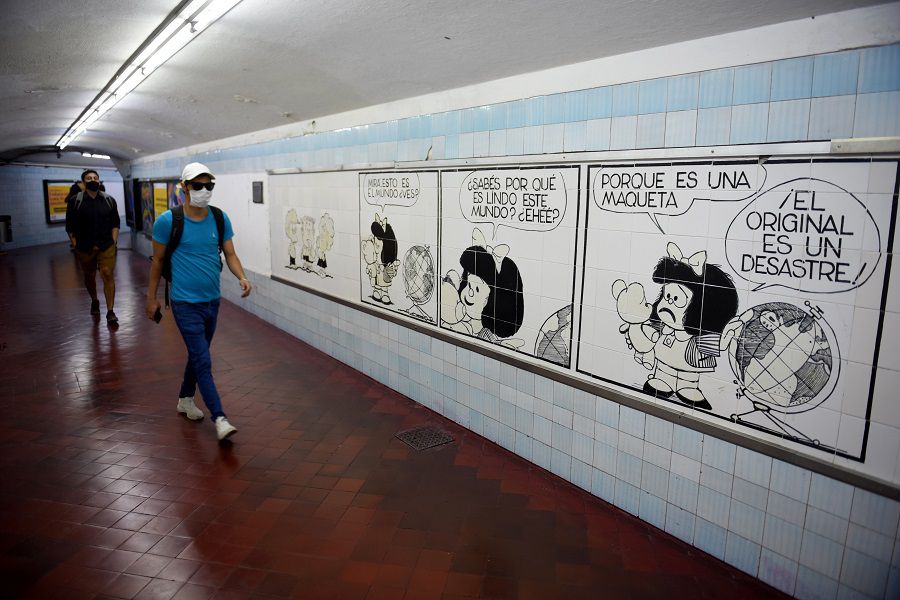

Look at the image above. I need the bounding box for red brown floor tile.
[0,244,787,598]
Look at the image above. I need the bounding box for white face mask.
[189,188,212,207]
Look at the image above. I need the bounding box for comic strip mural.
[440,167,580,366]
[359,171,439,324]
[579,159,897,460]
[269,172,360,301]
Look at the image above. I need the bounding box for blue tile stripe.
[131,43,900,179]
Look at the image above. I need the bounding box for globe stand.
[731,397,820,446]
[405,302,429,320]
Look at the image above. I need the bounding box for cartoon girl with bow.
[612,243,740,410]
[441,228,525,349]
[361,214,400,304]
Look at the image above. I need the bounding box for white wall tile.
[795,564,839,600]
[771,460,812,503]
[733,477,769,510]
[734,448,772,488]
[840,548,891,597]
[850,488,900,533]
[698,486,732,528]
[809,473,854,519]
[730,500,766,544]
[845,523,894,563]
[639,491,668,529]
[725,531,761,576]
[806,506,850,544]
[764,515,804,561]
[702,436,736,473]
[759,548,798,596]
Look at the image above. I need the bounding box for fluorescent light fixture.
[81,152,111,160]
[56,0,242,150]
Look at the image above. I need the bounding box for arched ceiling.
[0,0,892,167]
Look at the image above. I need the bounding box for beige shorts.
[76,245,117,274]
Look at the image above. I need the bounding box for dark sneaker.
[106,310,118,325]
[90,299,100,315]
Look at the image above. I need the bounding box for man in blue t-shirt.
[146,162,253,441]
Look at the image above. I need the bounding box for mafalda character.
[612,243,739,410]
[361,214,400,304]
[441,228,525,349]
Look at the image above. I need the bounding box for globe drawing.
[402,245,435,321]
[729,302,835,413]
[535,305,572,367]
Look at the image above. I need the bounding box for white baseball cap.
[181,162,215,182]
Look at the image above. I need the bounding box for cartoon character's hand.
[612,280,653,324]
[361,238,376,265]
[619,322,658,354]
[440,271,465,325]
[720,309,753,351]
[383,260,400,283]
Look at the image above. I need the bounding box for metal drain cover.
[396,425,454,451]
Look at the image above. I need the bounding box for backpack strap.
[98,191,116,213]
[210,206,225,254]
[162,206,185,307]
[73,191,116,213]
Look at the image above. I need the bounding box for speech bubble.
[592,163,767,233]
[362,173,421,212]
[725,177,882,294]
[459,169,567,237]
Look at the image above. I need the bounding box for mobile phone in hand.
[153,307,163,323]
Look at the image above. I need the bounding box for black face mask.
[85,181,101,192]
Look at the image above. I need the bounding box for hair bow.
[667,242,706,277]
[374,213,387,229]
[472,228,509,274]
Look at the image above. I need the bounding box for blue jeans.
[171,299,225,419]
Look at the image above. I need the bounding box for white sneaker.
[215,416,237,441]
[176,397,204,421]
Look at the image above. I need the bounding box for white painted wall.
[208,172,270,275]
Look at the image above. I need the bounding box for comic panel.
[359,171,440,324]
[440,166,580,368]
[269,172,359,302]
[578,158,897,461]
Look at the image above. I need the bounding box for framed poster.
[359,171,440,324]
[167,181,186,208]
[43,180,74,225]
[270,171,360,302]
[124,179,135,228]
[153,183,168,220]
[578,157,898,461]
[140,182,154,235]
[440,166,580,367]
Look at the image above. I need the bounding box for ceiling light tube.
[56,0,243,150]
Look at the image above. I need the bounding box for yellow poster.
[153,183,168,220]
[45,182,71,224]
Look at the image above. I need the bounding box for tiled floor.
[0,243,786,599]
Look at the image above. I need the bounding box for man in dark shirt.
[65,170,121,324]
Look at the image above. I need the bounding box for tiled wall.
[133,42,900,598]
[133,44,900,180]
[0,165,126,250]
[222,271,900,599]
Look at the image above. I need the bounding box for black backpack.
[161,205,225,306]
[73,191,116,212]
